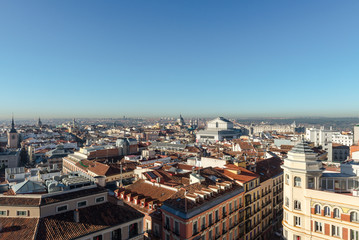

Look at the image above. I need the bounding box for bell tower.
[7,116,19,148]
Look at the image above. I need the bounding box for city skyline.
[1,1,359,118]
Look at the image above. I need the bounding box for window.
[324,206,331,216]
[174,221,179,235]
[193,221,198,235]
[215,210,219,221]
[314,204,321,214]
[201,216,205,230]
[285,197,289,207]
[332,225,340,237]
[350,229,359,240]
[294,216,301,226]
[215,226,219,236]
[334,208,341,218]
[223,206,226,216]
[77,200,87,208]
[351,212,359,222]
[308,177,314,189]
[209,230,213,240]
[16,211,27,216]
[165,216,170,229]
[129,223,138,238]
[222,221,226,234]
[294,177,301,187]
[314,221,323,232]
[294,200,301,210]
[112,228,122,240]
[93,235,102,240]
[57,205,68,212]
[285,174,289,184]
[95,196,105,203]
[209,213,213,225]
[0,211,7,216]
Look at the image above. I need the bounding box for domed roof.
[290,141,315,154]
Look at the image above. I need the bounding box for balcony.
[164,224,170,231]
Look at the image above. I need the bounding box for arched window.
[294,200,301,210]
[333,208,341,218]
[285,174,289,185]
[324,206,331,216]
[294,177,301,187]
[351,212,359,222]
[315,204,321,214]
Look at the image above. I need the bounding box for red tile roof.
[36,202,143,240]
[0,217,38,240]
[217,164,259,183]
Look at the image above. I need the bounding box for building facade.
[196,117,241,143]
[282,141,359,240]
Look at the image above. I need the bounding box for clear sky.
[1,1,358,119]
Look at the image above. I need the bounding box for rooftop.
[0,217,38,240]
[36,202,144,240]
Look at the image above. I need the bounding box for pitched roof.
[0,217,38,240]
[125,179,177,202]
[217,164,259,183]
[36,202,144,240]
[255,157,283,181]
[0,197,41,206]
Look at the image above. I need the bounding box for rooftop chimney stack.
[74,209,80,223]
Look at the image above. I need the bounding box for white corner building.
[282,140,359,240]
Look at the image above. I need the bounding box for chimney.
[74,209,80,223]
[117,199,124,206]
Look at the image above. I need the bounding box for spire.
[37,117,42,127]
[10,114,17,133]
[11,115,14,130]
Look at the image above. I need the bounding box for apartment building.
[282,140,359,240]
[160,167,245,240]
[0,176,144,240]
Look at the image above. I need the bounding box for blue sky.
[0,1,358,119]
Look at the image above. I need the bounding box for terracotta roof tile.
[0,217,38,240]
[0,197,41,206]
[36,202,143,240]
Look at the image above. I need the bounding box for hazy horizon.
[1,1,359,118]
